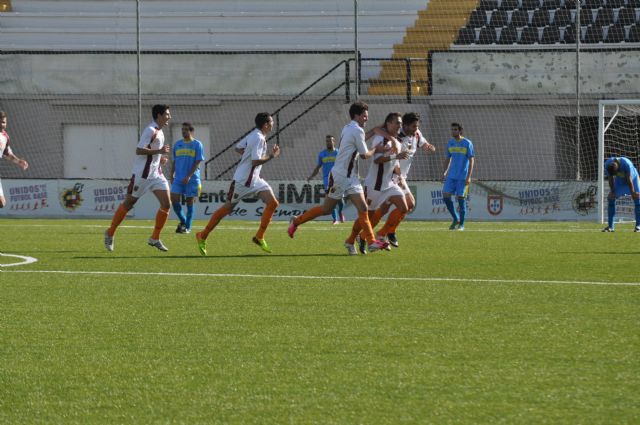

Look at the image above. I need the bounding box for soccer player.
[368,112,436,248]
[170,122,204,234]
[602,156,640,232]
[346,112,409,254]
[307,135,345,224]
[104,104,172,252]
[0,111,29,208]
[195,112,280,255]
[442,122,474,231]
[287,101,389,254]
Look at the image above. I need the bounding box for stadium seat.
[479,0,499,10]
[581,0,605,7]
[532,9,551,26]
[607,0,624,8]
[478,26,498,43]
[520,25,540,42]
[489,10,509,26]
[522,0,541,10]
[628,0,640,7]
[605,22,626,42]
[563,24,576,42]
[594,8,615,26]
[511,9,531,26]
[498,25,518,43]
[499,0,519,10]
[579,8,595,25]
[468,10,488,27]
[553,8,573,26]
[627,23,640,41]
[616,7,637,25]
[541,24,561,42]
[455,27,477,44]
[583,24,604,41]
[542,0,562,9]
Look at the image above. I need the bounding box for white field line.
[0,253,38,267]
[1,269,639,287]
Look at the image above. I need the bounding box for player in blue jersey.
[602,156,640,232]
[442,122,475,231]
[170,122,205,233]
[307,135,345,224]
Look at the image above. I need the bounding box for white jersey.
[364,135,398,192]
[331,120,368,178]
[233,128,267,187]
[0,130,14,160]
[398,129,428,178]
[131,121,165,179]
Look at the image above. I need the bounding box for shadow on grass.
[74,253,343,259]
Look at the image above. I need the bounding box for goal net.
[598,100,640,224]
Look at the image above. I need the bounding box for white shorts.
[327,172,363,200]
[228,177,272,205]
[365,183,405,211]
[0,179,4,199]
[127,174,169,198]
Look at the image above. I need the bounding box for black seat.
[579,8,595,25]
[489,10,509,26]
[563,24,576,42]
[479,0,499,10]
[522,0,541,9]
[541,24,562,42]
[542,0,561,9]
[628,0,640,7]
[583,24,604,41]
[582,0,604,7]
[498,25,518,43]
[594,8,615,25]
[468,10,488,27]
[553,8,573,25]
[520,25,540,42]
[607,0,624,8]
[606,22,626,42]
[455,27,477,44]
[511,9,530,25]
[499,0,519,9]
[627,23,640,41]
[616,7,636,25]
[478,26,498,43]
[532,9,551,25]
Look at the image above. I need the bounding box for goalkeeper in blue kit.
[602,156,640,232]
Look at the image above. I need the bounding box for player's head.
[384,112,402,136]
[181,122,194,140]
[349,101,369,128]
[152,104,171,127]
[606,159,619,175]
[0,111,6,131]
[451,122,463,138]
[255,112,273,134]
[402,112,421,136]
[325,135,336,150]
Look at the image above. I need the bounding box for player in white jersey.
[104,104,172,252]
[287,101,390,255]
[195,112,281,255]
[0,111,30,208]
[375,112,435,247]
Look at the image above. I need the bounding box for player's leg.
[148,188,171,251]
[348,192,387,252]
[184,179,200,232]
[632,178,640,231]
[170,190,187,233]
[288,196,338,237]
[442,179,459,229]
[377,195,408,242]
[0,183,5,208]
[185,197,195,232]
[385,191,415,246]
[337,198,345,222]
[253,188,279,252]
[456,180,469,230]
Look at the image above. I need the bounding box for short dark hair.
[0,111,6,120]
[402,112,420,126]
[385,112,402,125]
[349,101,369,119]
[255,112,272,129]
[152,104,169,120]
[607,160,619,174]
[326,135,335,141]
[182,122,194,132]
[451,122,463,131]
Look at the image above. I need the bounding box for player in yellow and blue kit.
[602,156,640,232]
[307,135,345,224]
[170,122,205,233]
[442,122,474,231]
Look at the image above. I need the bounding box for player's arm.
[180,160,202,185]
[625,173,639,199]
[3,151,28,171]
[252,144,280,166]
[235,147,245,155]
[374,150,409,164]
[421,140,436,153]
[607,175,616,200]
[443,157,451,180]
[136,145,169,156]
[466,157,475,185]
[307,165,321,181]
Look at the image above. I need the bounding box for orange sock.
[358,210,376,245]
[378,209,406,237]
[107,203,129,236]
[256,200,278,240]
[345,220,362,245]
[200,204,232,239]
[151,207,170,240]
[359,210,382,241]
[294,205,325,226]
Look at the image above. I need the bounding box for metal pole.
[136,0,142,137]
[354,0,359,100]
[575,0,581,180]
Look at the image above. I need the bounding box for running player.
[307,135,345,224]
[195,112,280,255]
[602,156,640,232]
[104,104,172,252]
[170,122,204,234]
[0,111,29,208]
[442,122,475,231]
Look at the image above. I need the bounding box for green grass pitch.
[1,218,639,424]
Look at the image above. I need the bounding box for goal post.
[598,99,640,224]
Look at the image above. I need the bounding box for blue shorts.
[443,178,469,198]
[171,179,201,198]
[614,176,640,198]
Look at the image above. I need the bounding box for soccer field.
[1,218,639,424]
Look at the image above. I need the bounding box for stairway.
[368,0,478,96]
